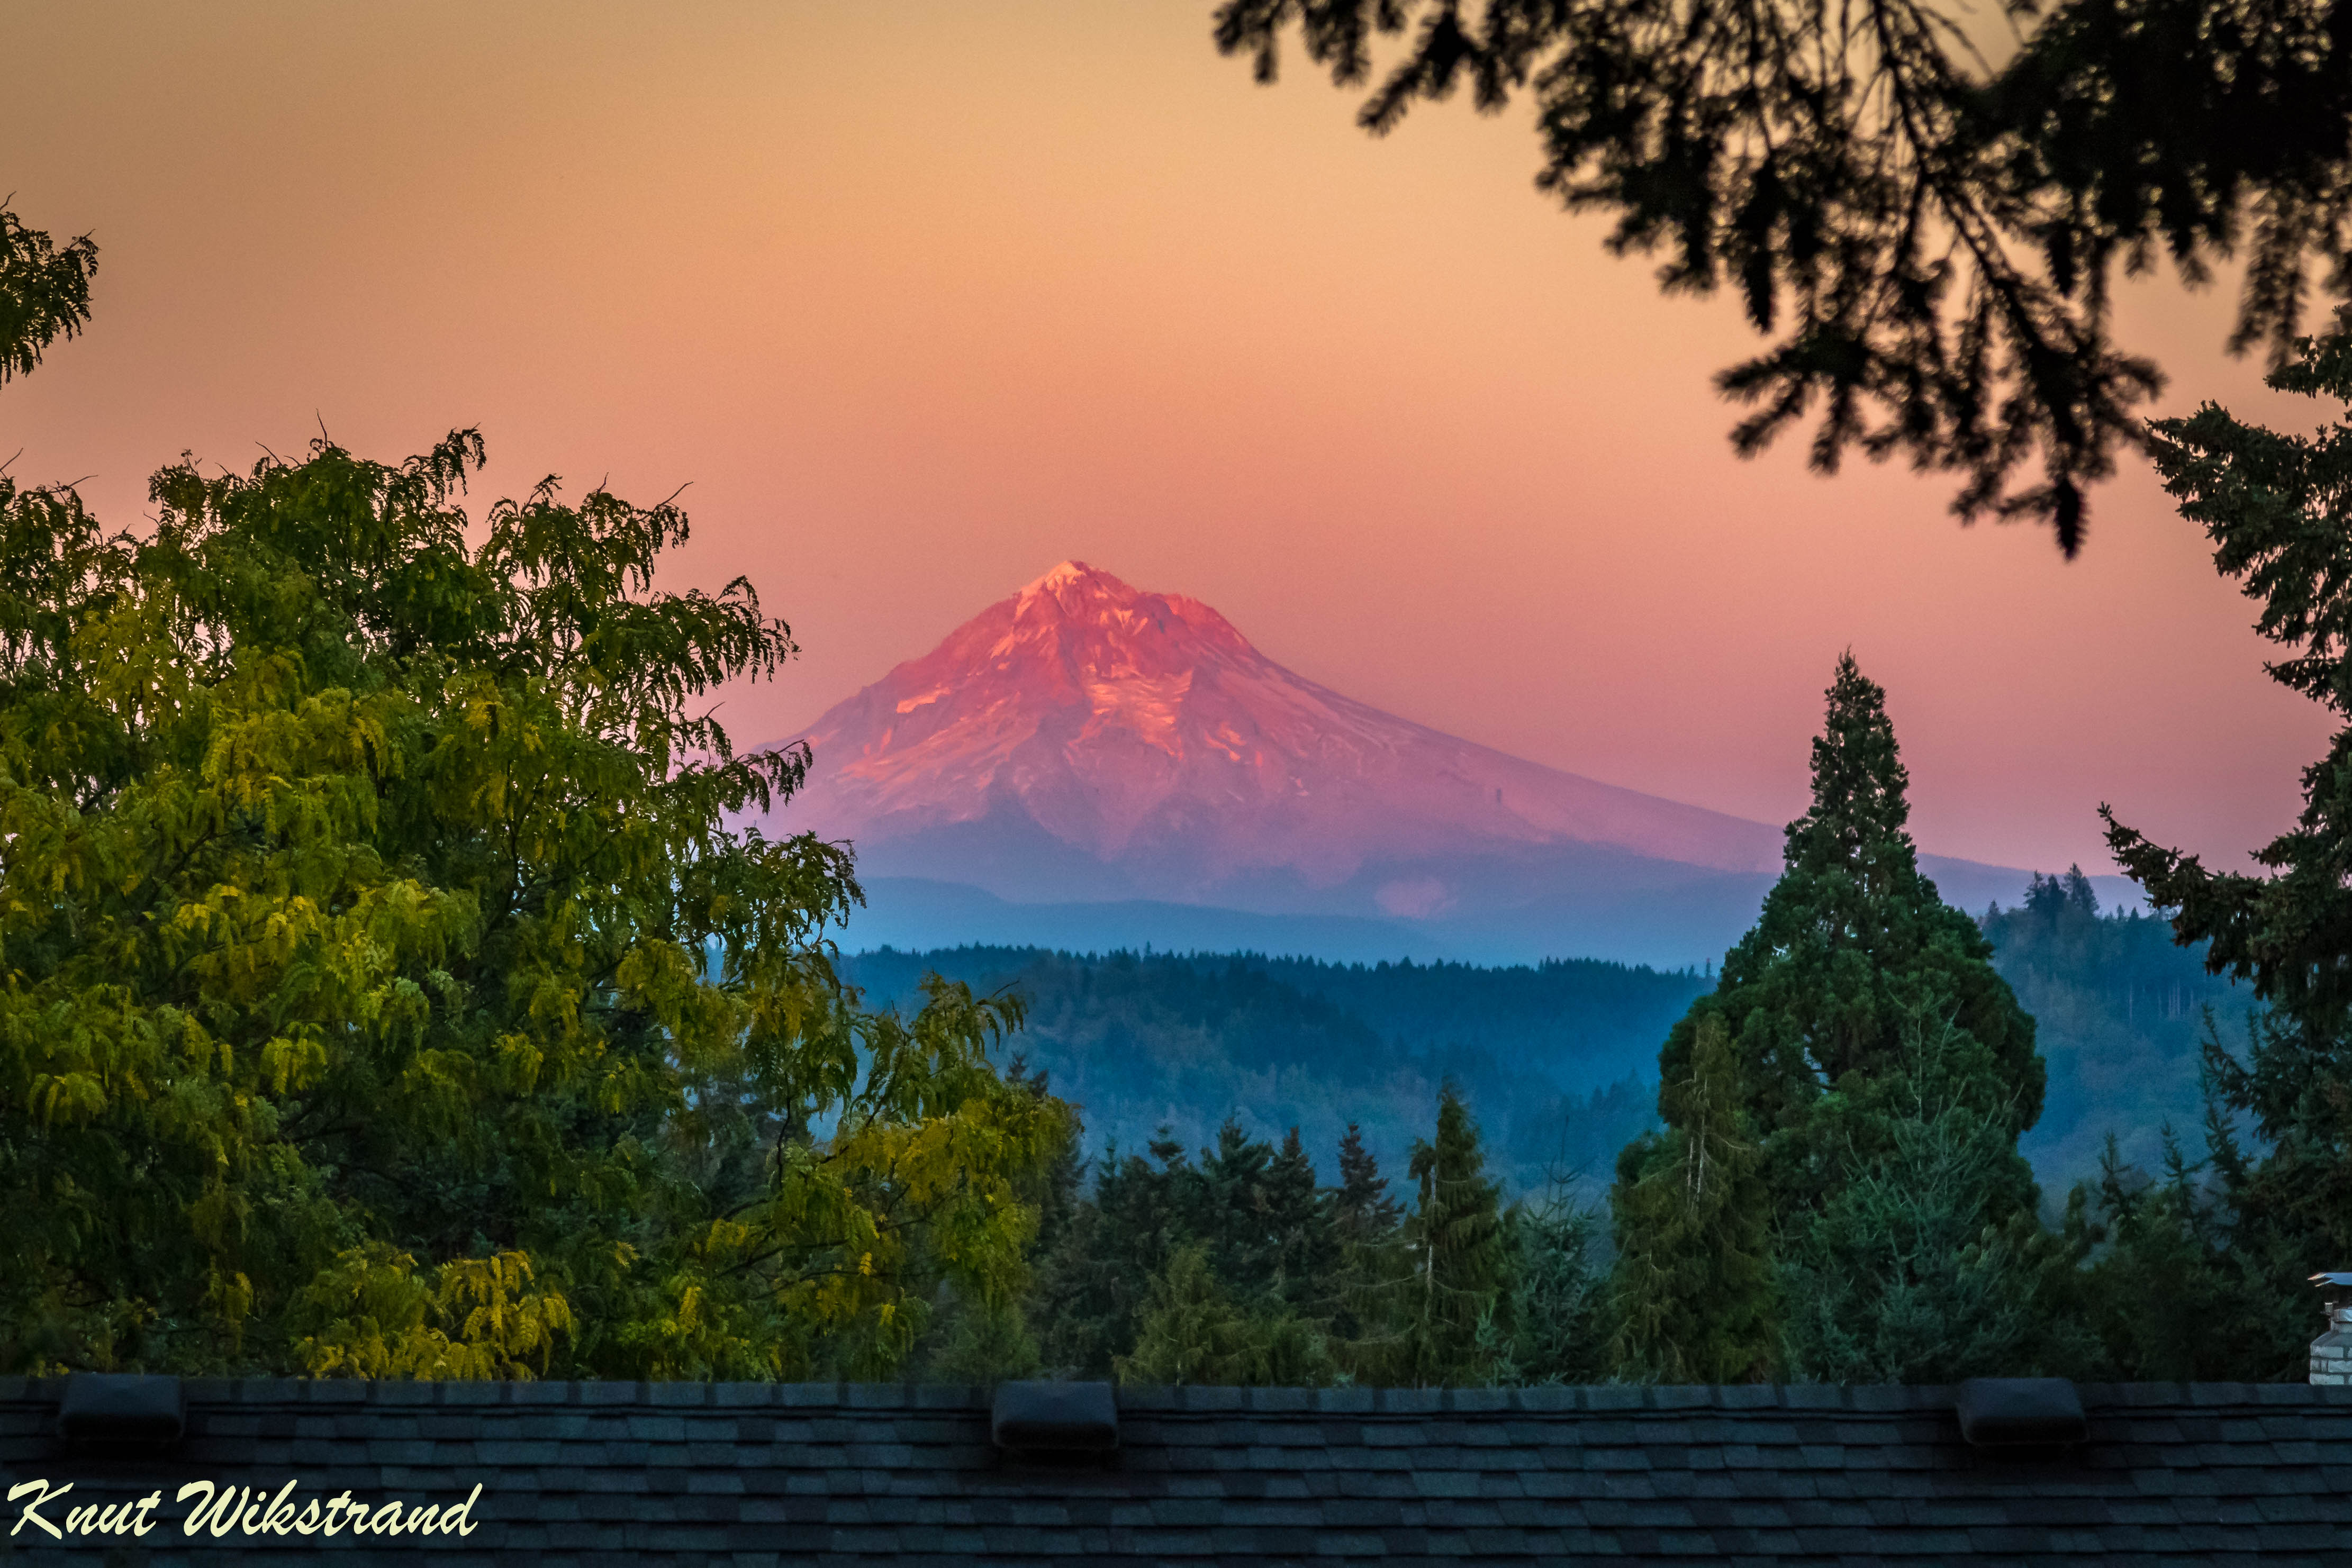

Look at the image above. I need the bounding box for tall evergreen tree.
[1777,1010,2081,1382]
[1325,1122,1410,1364]
[1030,1132,1190,1375]
[1115,1244,1337,1388]
[1264,1127,1339,1312]
[1404,1083,1509,1385]
[1616,655,2043,1375]
[2104,316,2352,1377]
[1660,653,2042,1221]
[1333,1123,1404,1240]
[1500,1198,1612,1385]
[1193,1117,1281,1294]
[1609,1015,1778,1381]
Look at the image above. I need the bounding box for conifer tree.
[1115,1244,1336,1388]
[1404,1084,1509,1384]
[1658,654,2042,1220]
[1195,1117,1281,1293]
[1030,1132,1190,1375]
[2104,316,2352,1376]
[1615,654,2043,1375]
[1212,0,2352,555]
[1333,1123,1404,1240]
[1264,1127,1339,1312]
[1608,1014,1777,1381]
[1325,1122,1410,1367]
[1777,1010,2075,1382]
[1501,1198,1611,1385]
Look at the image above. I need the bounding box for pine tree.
[1030,1132,1191,1376]
[1115,1244,1336,1388]
[2104,317,2352,1377]
[1325,1122,1410,1369]
[1264,1127,1339,1313]
[1502,1198,1611,1385]
[1194,1117,1280,1294]
[1333,1124,1404,1240]
[1404,1084,1509,1385]
[1609,1014,1778,1381]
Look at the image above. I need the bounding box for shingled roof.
[5,1375,2349,1563]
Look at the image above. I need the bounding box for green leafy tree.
[908,1054,1069,1385]
[1,203,97,385]
[2104,315,2352,1376]
[1211,0,2352,554]
[1609,1014,1777,1381]
[1403,1082,1509,1384]
[0,430,1070,1378]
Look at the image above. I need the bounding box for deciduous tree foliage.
[0,204,96,385]
[1211,0,2352,555]
[0,430,1069,1378]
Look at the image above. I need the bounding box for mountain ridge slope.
[756,561,2127,963]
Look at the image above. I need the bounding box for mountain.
[756,562,2130,965]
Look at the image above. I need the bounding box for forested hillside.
[1984,869,2254,1183]
[845,876,2252,1199]
[839,948,1699,1196]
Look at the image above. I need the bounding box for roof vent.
[1955,1377,2086,1446]
[57,1373,185,1446]
[990,1380,1117,1452]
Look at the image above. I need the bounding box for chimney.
[2311,1273,2352,1385]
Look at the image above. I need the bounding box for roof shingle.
[5,1378,2350,1563]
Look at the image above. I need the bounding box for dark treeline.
[909,1075,1613,1388]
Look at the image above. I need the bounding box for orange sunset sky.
[2,0,2333,880]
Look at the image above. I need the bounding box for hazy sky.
[4,0,2333,876]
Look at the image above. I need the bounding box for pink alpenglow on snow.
[763,561,1782,907]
